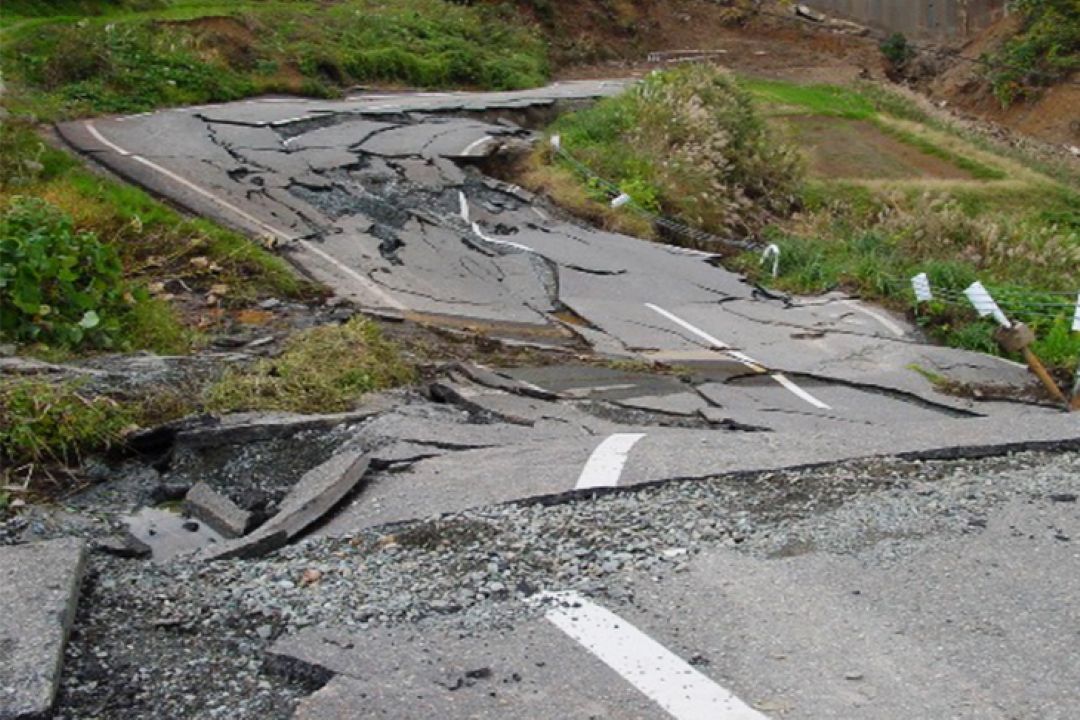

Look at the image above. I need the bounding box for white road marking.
[575,433,646,490]
[458,191,470,222]
[82,121,405,311]
[532,206,551,221]
[472,222,535,254]
[540,591,769,720]
[460,135,493,156]
[644,303,831,410]
[771,373,831,409]
[840,299,906,337]
[561,383,639,398]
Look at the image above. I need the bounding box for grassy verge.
[531,73,1080,370]
[528,64,802,241]
[2,0,549,121]
[204,317,416,414]
[1,119,316,358]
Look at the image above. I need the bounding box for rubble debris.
[185,482,253,538]
[174,407,395,450]
[93,534,152,559]
[446,361,559,401]
[0,538,87,720]
[199,450,372,561]
[123,506,226,563]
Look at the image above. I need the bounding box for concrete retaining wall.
[803,0,1007,40]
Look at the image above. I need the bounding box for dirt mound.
[929,13,1080,147]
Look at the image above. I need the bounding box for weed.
[4,0,550,120]
[542,65,803,240]
[204,317,415,413]
[0,196,132,349]
[0,379,136,473]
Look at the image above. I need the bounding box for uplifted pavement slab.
[200,450,370,560]
[0,538,87,720]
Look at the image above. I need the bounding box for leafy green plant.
[0,196,131,348]
[880,32,914,69]
[985,0,1080,106]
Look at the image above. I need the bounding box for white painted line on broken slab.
[575,433,646,490]
[771,373,831,410]
[644,303,830,410]
[82,121,405,311]
[461,135,493,156]
[840,299,906,337]
[540,591,769,720]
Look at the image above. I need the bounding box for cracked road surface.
[54,84,1080,720]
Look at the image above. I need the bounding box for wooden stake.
[1021,347,1067,406]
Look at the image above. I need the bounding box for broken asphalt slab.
[0,538,87,720]
[54,82,1056,422]
[199,450,371,560]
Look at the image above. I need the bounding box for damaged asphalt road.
[56,82,1068,431]
[23,84,1078,719]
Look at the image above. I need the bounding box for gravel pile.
[53,449,1080,718]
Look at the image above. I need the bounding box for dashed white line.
[540,591,769,720]
[575,433,646,490]
[840,299,906,337]
[460,135,493,156]
[644,303,831,410]
[82,121,405,311]
[771,373,831,410]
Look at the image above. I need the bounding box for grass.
[2,0,549,120]
[204,317,416,413]
[535,72,1079,370]
[533,65,803,241]
[0,120,316,357]
[0,379,137,477]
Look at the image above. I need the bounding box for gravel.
[48,449,1080,718]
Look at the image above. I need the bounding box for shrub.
[985,0,1080,106]
[0,196,132,348]
[548,65,803,240]
[880,32,914,69]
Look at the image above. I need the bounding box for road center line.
[575,433,646,490]
[840,299,906,337]
[644,303,831,410]
[82,121,405,311]
[461,135,493,156]
[540,591,769,720]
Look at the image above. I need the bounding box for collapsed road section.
[56,83,1061,431]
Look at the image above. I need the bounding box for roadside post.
[963,281,1067,406]
[1071,294,1080,411]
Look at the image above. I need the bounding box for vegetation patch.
[984,0,1080,107]
[0,120,316,357]
[531,64,803,241]
[204,317,416,414]
[0,379,137,479]
[3,0,549,120]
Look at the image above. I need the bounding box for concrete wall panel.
[804,0,1006,40]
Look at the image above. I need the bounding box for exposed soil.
[780,114,976,180]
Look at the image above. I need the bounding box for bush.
[0,196,132,348]
[880,32,914,69]
[548,65,803,240]
[985,0,1080,106]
